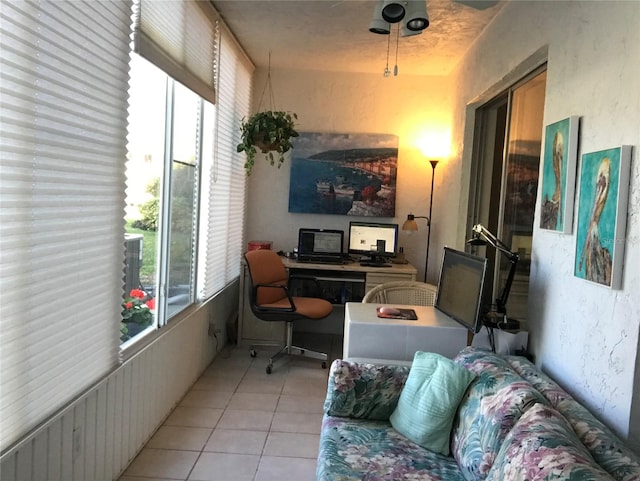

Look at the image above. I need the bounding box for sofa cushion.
[507,355,640,481]
[389,351,475,456]
[486,403,615,480]
[324,359,410,420]
[317,415,466,481]
[451,347,550,480]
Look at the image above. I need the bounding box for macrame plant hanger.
[257,52,277,112]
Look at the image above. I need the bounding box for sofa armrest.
[323,359,410,421]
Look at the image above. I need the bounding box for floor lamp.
[402,159,439,283]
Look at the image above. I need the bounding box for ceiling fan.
[330,0,499,9]
[453,0,500,10]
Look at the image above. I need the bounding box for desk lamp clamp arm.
[468,224,519,319]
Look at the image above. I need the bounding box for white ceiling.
[212,0,505,77]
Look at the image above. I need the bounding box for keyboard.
[360,261,392,268]
[298,256,345,265]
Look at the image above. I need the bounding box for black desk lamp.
[466,224,519,326]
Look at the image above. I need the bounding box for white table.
[343,302,469,363]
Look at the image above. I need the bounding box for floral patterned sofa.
[317,347,640,481]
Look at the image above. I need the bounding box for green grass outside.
[126,221,157,285]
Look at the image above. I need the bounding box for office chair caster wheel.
[266,364,272,374]
[321,361,327,369]
[250,349,257,358]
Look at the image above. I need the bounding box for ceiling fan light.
[381,0,406,23]
[454,0,499,10]
[406,17,429,30]
[404,1,429,31]
[370,22,391,34]
[400,24,422,37]
[370,1,391,34]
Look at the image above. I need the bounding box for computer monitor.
[297,228,344,262]
[348,221,398,260]
[434,247,488,333]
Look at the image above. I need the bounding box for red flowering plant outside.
[122,289,155,326]
[121,289,155,342]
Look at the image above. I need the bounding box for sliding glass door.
[468,68,547,322]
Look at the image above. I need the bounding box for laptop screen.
[298,229,344,257]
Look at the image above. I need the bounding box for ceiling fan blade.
[453,0,500,10]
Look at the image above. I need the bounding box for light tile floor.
[119,333,342,481]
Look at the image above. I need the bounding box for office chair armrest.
[254,282,297,312]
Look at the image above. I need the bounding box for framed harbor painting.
[539,116,579,233]
[574,145,631,289]
[288,132,398,216]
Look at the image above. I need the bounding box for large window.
[122,10,252,345]
[0,0,133,451]
[1,0,252,451]
[121,55,205,345]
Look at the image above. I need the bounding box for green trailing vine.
[236,110,298,175]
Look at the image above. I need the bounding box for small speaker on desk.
[392,252,408,264]
[392,246,408,264]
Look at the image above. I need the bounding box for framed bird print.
[539,116,579,233]
[574,145,631,289]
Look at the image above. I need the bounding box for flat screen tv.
[434,247,488,333]
[348,221,398,259]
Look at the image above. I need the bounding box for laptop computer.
[297,228,345,264]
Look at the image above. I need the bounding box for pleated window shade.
[198,25,253,300]
[0,0,133,451]
[134,0,218,105]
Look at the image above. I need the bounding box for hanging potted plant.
[236,53,299,175]
[237,110,298,175]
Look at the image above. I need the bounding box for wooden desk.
[343,302,469,362]
[281,258,417,292]
[238,258,417,343]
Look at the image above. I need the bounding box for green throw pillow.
[389,351,475,456]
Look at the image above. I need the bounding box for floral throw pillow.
[486,403,615,481]
[324,359,410,420]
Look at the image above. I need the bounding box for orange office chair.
[244,249,333,374]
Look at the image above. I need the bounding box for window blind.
[199,24,253,300]
[0,0,132,451]
[134,0,218,105]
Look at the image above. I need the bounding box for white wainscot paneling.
[0,307,215,481]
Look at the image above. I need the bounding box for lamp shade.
[381,0,406,23]
[370,1,391,34]
[402,214,419,231]
[404,0,429,31]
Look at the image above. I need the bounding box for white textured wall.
[452,0,640,443]
[246,69,454,283]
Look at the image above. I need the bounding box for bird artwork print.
[578,157,612,285]
[540,131,564,230]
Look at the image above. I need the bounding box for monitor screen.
[348,221,398,257]
[298,229,344,256]
[435,247,488,333]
